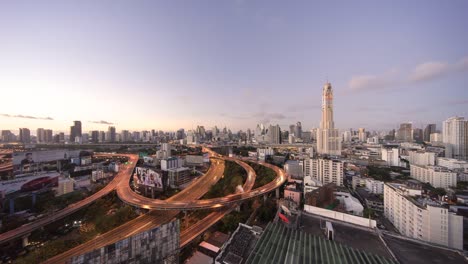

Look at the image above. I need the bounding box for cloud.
[409,61,449,82]
[89,120,114,125]
[348,69,399,91]
[348,56,468,91]
[1,114,53,120]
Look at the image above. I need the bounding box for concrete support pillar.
[276,188,280,199]
[22,235,29,247]
[263,194,267,202]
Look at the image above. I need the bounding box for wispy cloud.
[348,56,468,91]
[1,114,53,120]
[409,61,449,82]
[89,120,114,125]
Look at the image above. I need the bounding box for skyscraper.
[397,123,412,142]
[108,126,116,142]
[295,121,302,139]
[19,128,31,144]
[267,124,282,144]
[316,82,341,156]
[424,124,436,142]
[70,121,82,143]
[443,117,468,160]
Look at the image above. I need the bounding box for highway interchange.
[0,147,287,263]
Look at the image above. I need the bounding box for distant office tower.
[412,128,423,143]
[121,130,130,142]
[295,121,302,139]
[397,123,412,142]
[36,128,45,143]
[443,117,468,160]
[267,124,281,144]
[424,124,436,142]
[70,121,82,143]
[59,132,65,143]
[358,128,367,142]
[19,128,31,144]
[1,130,15,142]
[45,129,53,143]
[91,130,99,143]
[107,126,116,142]
[316,82,341,156]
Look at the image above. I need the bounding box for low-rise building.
[54,177,74,196]
[408,150,437,166]
[334,191,364,216]
[167,167,191,188]
[437,157,468,172]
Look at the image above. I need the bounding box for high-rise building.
[304,158,343,186]
[91,130,99,143]
[70,121,82,143]
[1,130,15,142]
[384,183,463,249]
[316,82,341,156]
[45,129,53,143]
[19,128,31,144]
[121,130,130,142]
[267,124,281,144]
[36,128,45,143]
[424,124,436,142]
[397,123,412,142]
[443,117,468,160]
[412,128,423,143]
[358,128,367,142]
[381,146,401,167]
[107,126,116,142]
[295,121,302,139]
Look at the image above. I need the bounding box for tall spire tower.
[316,82,341,156]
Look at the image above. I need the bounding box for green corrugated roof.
[245,222,397,264]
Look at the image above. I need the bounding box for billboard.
[13,150,81,165]
[133,167,163,188]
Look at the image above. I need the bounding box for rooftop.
[245,221,396,264]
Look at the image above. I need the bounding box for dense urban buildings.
[443,117,468,160]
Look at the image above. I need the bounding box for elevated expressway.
[9,148,286,263]
[0,153,139,246]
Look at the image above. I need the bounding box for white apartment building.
[443,117,468,160]
[305,158,344,186]
[161,157,183,171]
[410,164,457,189]
[365,178,384,194]
[384,183,463,249]
[408,150,437,166]
[257,147,274,161]
[381,147,401,167]
[437,157,468,172]
[430,132,442,143]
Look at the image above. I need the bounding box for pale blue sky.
[0,0,467,133]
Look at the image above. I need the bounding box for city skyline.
[1,1,467,131]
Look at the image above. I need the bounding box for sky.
[0,0,467,134]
